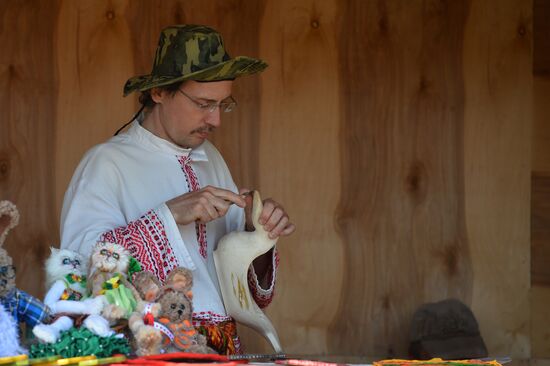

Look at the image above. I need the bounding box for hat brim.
[123,56,267,96]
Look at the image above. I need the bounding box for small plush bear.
[127,271,163,356]
[0,200,50,354]
[130,268,215,354]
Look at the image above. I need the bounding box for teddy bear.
[0,200,51,354]
[129,267,215,354]
[127,271,163,356]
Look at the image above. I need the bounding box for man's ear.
[150,87,164,104]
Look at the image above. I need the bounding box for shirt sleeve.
[100,204,180,283]
[60,145,184,283]
[60,145,131,257]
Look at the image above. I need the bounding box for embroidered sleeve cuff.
[156,203,195,270]
[100,206,181,283]
[247,247,279,309]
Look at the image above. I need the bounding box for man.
[60,25,295,354]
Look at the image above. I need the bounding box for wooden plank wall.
[532,0,550,359]
[0,0,59,297]
[0,0,540,360]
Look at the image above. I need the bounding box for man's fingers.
[259,199,277,225]
[195,194,220,222]
[280,223,296,236]
[268,215,289,239]
[264,208,284,232]
[204,186,246,207]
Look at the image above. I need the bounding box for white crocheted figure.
[32,248,112,343]
[0,303,25,356]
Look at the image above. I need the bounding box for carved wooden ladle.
[213,190,282,353]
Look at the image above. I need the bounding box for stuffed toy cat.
[32,247,113,343]
[130,267,215,354]
[0,200,50,352]
[88,241,143,323]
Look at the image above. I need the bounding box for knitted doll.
[0,201,50,350]
[87,241,144,323]
[0,302,25,356]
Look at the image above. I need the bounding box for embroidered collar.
[127,120,209,161]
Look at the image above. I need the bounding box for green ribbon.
[127,257,142,284]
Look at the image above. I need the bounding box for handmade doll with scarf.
[88,241,143,323]
[0,200,50,353]
[32,247,113,343]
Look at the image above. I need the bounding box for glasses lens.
[223,103,236,113]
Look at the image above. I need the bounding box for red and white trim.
[247,248,280,309]
[192,310,233,327]
[177,155,208,259]
[101,209,178,283]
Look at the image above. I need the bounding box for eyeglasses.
[0,265,15,279]
[178,89,237,113]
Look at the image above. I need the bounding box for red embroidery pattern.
[101,210,177,283]
[247,248,279,309]
[192,311,233,327]
[177,155,208,259]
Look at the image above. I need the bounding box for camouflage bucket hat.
[123,25,267,96]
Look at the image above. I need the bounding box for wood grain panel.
[464,0,532,358]
[54,0,135,218]
[330,1,471,357]
[533,75,550,172]
[534,0,550,75]
[532,0,550,357]
[125,0,265,189]
[0,0,541,358]
[532,172,550,286]
[532,284,550,358]
[258,0,343,354]
[0,0,59,296]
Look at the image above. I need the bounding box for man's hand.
[166,186,246,226]
[241,189,296,239]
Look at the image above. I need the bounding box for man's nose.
[206,107,222,127]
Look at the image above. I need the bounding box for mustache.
[192,126,215,134]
